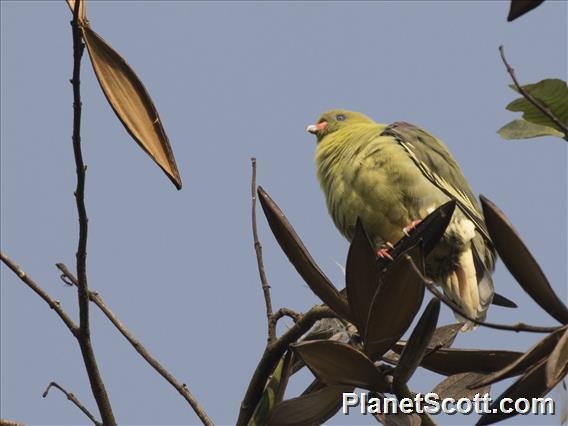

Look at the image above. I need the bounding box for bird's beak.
[306,121,328,134]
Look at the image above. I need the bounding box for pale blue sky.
[1,1,566,425]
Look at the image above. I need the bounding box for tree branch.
[499,45,568,136]
[250,158,275,343]
[236,305,337,425]
[0,252,78,335]
[406,256,561,334]
[43,381,101,426]
[56,263,214,426]
[269,307,301,332]
[69,2,115,423]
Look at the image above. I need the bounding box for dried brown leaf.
[66,0,86,23]
[81,26,182,189]
[292,341,388,392]
[507,0,545,21]
[393,298,440,387]
[470,326,565,388]
[401,347,524,376]
[376,201,455,271]
[364,246,425,360]
[427,323,463,351]
[481,196,568,324]
[373,393,421,426]
[491,292,517,308]
[257,187,351,320]
[546,325,568,388]
[346,218,378,335]
[477,357,557,425]
[433,372,489,400]
[267,384,353,426]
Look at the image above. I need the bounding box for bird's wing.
[381,122,492,243]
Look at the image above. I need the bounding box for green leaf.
[497,119,564,140]
[249,352,292,426]
[506,79,568,135]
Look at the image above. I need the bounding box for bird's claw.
[403,219,423,237]
[377,242,394,261]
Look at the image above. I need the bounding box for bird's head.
[306,109,375,142]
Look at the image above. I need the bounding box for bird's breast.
[316,135,436,246]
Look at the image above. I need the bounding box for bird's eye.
[336,114,346,121]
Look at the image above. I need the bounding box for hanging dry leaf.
[81,26,182,189]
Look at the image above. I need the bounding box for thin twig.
[236,305,337,425]
[499,45,568,136]
[250,158,275,343]
[56,263,214,426]
[43,381,101,426]
[269,307,301,332]
[70,3,115,423]
[406,256,561,334]
[0,252,78,335]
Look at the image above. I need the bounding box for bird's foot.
[403,219,423,237]
[377,242,395,261]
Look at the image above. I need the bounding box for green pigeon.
[307,109,495,331]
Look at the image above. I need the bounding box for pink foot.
[377,242,394,261]
[403,219,422,237]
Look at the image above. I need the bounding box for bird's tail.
[444,244,494,332]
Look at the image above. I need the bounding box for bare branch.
[251,158,275,343]
[69,2,115,423]
[499,45,568,136]
[270,307,301,332]
[56,263,214,426]
[0,252,78,335]
[43,381,101,426]
[406,256,561,334]
[237,305,337,425]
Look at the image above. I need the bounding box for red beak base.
[306,121,328,134]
